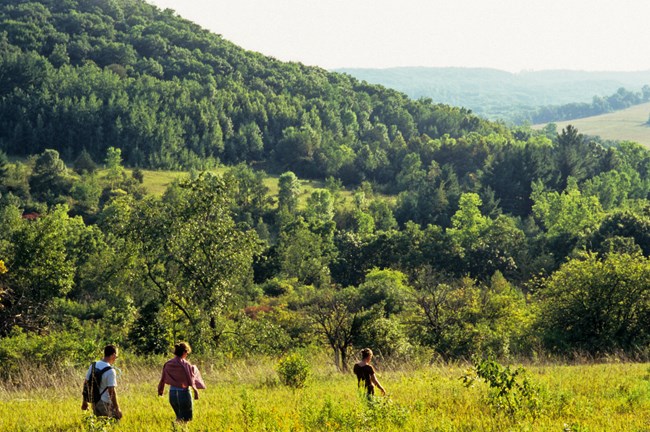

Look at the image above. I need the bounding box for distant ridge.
[334,67,650,121]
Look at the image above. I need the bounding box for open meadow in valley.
[4,1,650,432]
[1,358,649,431]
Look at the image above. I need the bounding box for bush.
[462,358,540,419]
[276,352,310,388]
[0,327,98,381]
[536,252,650,355]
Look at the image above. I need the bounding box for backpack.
[82,362,112,404]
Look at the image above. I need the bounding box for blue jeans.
[169,387,193,421]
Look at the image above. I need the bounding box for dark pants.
[169,388,193,422]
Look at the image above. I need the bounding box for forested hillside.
[525,86,650,124]
[1,0,650,376]
[0,0,503,182]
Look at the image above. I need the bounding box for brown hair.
[174,342,192,357]
[360,348,373,360]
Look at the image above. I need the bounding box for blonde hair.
[360,348,373,360]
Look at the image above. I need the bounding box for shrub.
[462,358,540,419]
[276,352,310,388]
[0,327,97,381]
[536,252,650,355]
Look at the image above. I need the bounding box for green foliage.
[276,352,310,388]
[0,150,8,186]
[0,0,502,180]
[71,173,102,215]
[462,358,540,419]
[589,210,650,256]
[82,412,116,432]
[277,217,333,288]
[127,301,169,355]
[536,252,650,355]
[220,312,292,356]
[2,0,650,365]
[358,268,412,317]
[128,173,262,347]
[0,326,97,380]
[411,269,530,358]
[0,205,106,334]
[28,149,71,204]
[447,192,491,253]
[104,147,125,188]
[356,316,412,359]
[73,149,98,175]
[304,287,366,371]
[532,178,604,240]
[278,171,300,214]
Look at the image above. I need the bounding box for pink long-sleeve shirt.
[157,356,206,395]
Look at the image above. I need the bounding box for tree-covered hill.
[0,0,505,183]
[3,0,650,368]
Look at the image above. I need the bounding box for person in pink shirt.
[158,342,206,423]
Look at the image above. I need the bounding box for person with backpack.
[81,345,122,419]
[158,342,206,424]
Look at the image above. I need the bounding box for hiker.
[158,342,206,423]
[353,348,386,397]
[81,344,122,419]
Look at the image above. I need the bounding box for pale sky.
[146,0,650,72]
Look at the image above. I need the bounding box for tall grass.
[2,356,649,431]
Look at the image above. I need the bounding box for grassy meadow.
[120,168,353,208]
[534,102,650,147]
[2,358,650,431]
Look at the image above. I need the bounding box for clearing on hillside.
[534,102,650,147]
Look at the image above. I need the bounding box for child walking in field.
[353,348,386,397]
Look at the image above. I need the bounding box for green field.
[534,102,650,147]
[119,168,353,208]
[2,359,649,431]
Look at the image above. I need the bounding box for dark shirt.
[353,363,375,395]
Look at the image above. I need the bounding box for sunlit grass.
[117,168,355,208]
[534,101,650,147]
[2,360,649,431]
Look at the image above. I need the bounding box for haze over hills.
[334,67,650,122]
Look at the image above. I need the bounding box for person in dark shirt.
[353,348,386,397]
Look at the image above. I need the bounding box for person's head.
[360,348,373,361]
[174,342,192,358]
[103,345,118,363]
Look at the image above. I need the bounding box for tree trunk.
[332,346,341,371]
[340,346,349,372]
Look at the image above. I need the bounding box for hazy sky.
[146,0,650,72]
